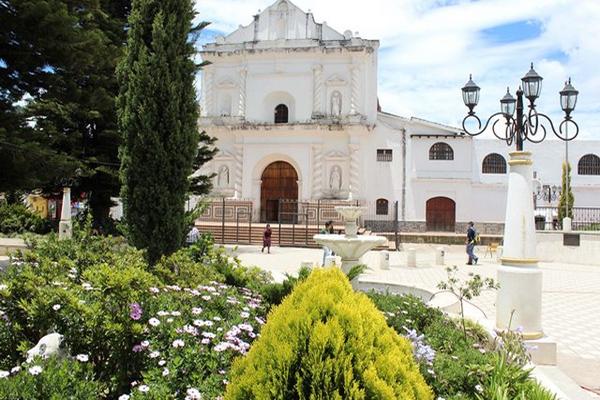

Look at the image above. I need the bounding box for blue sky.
[194,0,600,140]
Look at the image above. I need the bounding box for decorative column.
[496,151,543,339]
[312,64,323,119]
[204,70,215,116]
[348,144,360,197]
[350,65,360,115]
[234,144,244,198]
[237,68,247,118]
[311,145,323,199]
[58,187,72,239]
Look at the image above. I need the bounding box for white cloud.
[195,0,600,139]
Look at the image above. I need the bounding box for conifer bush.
[225,268,433,400]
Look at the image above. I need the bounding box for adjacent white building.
[197,0,600,233]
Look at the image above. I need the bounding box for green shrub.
[225,268,433,400]
[0,203,51,235]
[0,357,105,399]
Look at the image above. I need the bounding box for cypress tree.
[117,0,202,263]
[558,161,574,222]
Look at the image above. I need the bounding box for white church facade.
[197,0,600,234]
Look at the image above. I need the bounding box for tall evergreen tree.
[558,161,574,222]
[117,0,208,263]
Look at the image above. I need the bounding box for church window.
[274,104,289,123]
[376,199,389,215]
[482,153,507,174]
[429,142,454,160]
[578,154,600,175]
[377,149,392,162]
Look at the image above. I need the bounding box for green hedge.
[225,268,433,400]
[0,203,51,235]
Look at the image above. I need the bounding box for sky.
[193,0,600,140]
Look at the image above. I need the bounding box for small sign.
[563,233,580,247]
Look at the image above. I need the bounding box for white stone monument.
[496,151,543,339]
[58,187,72,240]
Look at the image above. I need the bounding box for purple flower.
[132,345,143,353]
[130,303,142,320]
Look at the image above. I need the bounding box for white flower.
[28,366,43,375]
[166,318,174,323]
[141,340,150,348]
[82,282,93,291]
[118,395,130,400]
[148,351,160,358]
[162,368,169,376]
[191,307,203,315]
[186,388,202,399]
[170,311,181,316]
[138,384,150,393]
[10,366,20,374]
[172,339,185,348]
[0,284,7,290]
[158,360,166,366]
[52,304,61,311]
[240,312,250,318]
[149,287,160,294]
[148,318,160,327]
[157,311,169,316]
[76,354,89,362]
[201,295,211,301]
[475,384,483,393]
[0,370,9,379]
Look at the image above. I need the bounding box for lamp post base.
[59,220,72,240]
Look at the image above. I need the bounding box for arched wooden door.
[426,197,456,232]
[260,161,298,223]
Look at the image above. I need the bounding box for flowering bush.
[225,268,433,400]
[0,231,268,399]
[0,202,51,235]
[0,357,103,399]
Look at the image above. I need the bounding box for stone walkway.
[227,243,600,396]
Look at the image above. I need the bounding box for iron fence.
[535,206,600,231]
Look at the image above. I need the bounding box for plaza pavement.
[226,243,600,397]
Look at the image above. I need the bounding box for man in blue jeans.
[466,221,478,265]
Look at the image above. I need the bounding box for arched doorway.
[260,161,298,223]
[426,197,456,232]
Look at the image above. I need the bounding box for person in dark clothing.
[261,224,272,254]
[466,221,479,265]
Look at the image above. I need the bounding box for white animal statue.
[26,333,65,362]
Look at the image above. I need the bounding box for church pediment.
[217,78,237,89]
[214,150,235,160]
[325,150,348,160]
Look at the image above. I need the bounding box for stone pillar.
[204,70,214,116]
[312,64,323,119]
[350,65,360,115]
[348,144,360,198]
[234,144,244,198]
[311,145,323,199]
[58,187,72,239]
[496,151,543,339]
[237,68,247,118]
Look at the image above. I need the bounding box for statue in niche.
[329,165,342,193]
[330,91,342,117]
[217,165,230,187]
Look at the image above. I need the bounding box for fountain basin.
[314,234,387,273]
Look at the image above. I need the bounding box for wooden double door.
[260,161,298,223]
[426,197,456,232]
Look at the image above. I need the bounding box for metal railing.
[535,206,600,231]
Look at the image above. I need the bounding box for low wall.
[536,231,600,266]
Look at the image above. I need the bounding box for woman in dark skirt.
[261,224,272,254]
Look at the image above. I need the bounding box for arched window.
[376,198,389,215]
[482,153,507,174]
[274,104,289,123]
[578,154,600,175]
[429,142,454,160]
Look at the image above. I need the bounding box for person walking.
[466,221,479,265]
[261,224,272,254]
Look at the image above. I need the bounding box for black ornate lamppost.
[459,64,579,340]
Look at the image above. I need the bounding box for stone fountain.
[313,205,387,273]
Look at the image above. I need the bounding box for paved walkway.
[227,243,600,395]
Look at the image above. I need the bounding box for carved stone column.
[350,65,360,115]
[311,145,323,199]
[234,144,244,197]
[204,70,215,116]
[348,144,360,197]
[238,68,247,118]
[312,64,323,118]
